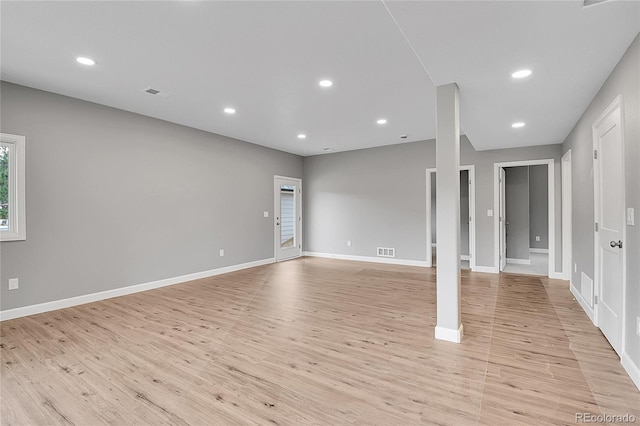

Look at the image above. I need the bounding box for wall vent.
[377,247,396,258]
[581,272,594,307]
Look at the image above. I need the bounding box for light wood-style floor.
[2,257,638,425]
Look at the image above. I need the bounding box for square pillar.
[435,83,463,343]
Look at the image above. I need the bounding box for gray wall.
[460,169,469,256]
[505,167,530,260]
[0,82,303,311]
[562,35,639,371]
[529,164,549,249]
[303,136,562,271]
[430,170,469,257]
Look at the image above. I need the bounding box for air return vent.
[377,247,396,258]
[581,272,593,307]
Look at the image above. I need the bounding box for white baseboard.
[0,258,275,322]
[506,258,531,265]
[529,248,549,254]
[621,352,640,391]
[570,283,595,324]
[435,324,464,343]
[460,255,470,261]
[302,251,429,268]
[472,265,499,274]
[548,272,565,280]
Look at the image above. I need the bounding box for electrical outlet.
[536,235,541,242]
[347,240,352,247]
[487,210,493,217]
[219,249,224,257]
[263,211,269,218]
[8,278,19,290]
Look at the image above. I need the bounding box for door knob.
[610,240,622,248]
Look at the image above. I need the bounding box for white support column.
[435,83,463,343]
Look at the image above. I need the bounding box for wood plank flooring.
[1,257,638,425]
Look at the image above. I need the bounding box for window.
[0,133,26,241]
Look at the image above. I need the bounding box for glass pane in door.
[280,185,295,248]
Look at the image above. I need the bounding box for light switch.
[264,211,269,218]
[487,210,493,217]
[627,208,635,226]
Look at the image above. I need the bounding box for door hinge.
[499,177,503,183]
[594,295,598,305]
[499,216,502,222]
[594,150,598,160]
[595,222,599,232]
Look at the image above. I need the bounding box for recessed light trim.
[377,119,388,125]
[297,134,307,139]
[512,122,526,128]
[319,80,333,88]
[76,57,96,66]
[511,69,532,79]
[224,107,236,114]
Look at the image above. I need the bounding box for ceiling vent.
[143,87,169,98]
[583,0,610,7]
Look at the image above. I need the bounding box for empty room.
[1,1,639,425]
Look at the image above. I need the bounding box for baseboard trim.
[302,251,429,268]
[548,272,565,280]
[570,283,595,324]
[460,255,470,261]
[529,248,549,254]
[506,258,531,265]
[435,324,464,343]
[472,265,499,274]
[0,257,275,322]
[621,352,640,391]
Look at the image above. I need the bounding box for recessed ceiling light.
[377,119,388,125]
[297,134,307,139]
[224,107,236,114]
[511,69,532,79]
[512,122,526,128]
[76,57,96,66]
[319,80,333,88]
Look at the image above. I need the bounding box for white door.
[274,176,302,261]
[594,98,625,355]
[499,167,507,271]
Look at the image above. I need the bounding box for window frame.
[0,133,26,242]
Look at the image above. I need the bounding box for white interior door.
[594,99,624,355]
[274,176,302,261]
[499,167,507,271]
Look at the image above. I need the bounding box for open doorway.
[494,160,555,276]
[426,166,476,270]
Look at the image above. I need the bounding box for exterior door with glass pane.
[274,176,302,261]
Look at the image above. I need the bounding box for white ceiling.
[1,1,638,156]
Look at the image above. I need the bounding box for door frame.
[561,150,572,282]
[274,175,302,262]
[493,159,556,277]
[426,165,476,271]
[592,95,626,354]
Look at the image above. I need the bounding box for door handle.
[610,240,622,248]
